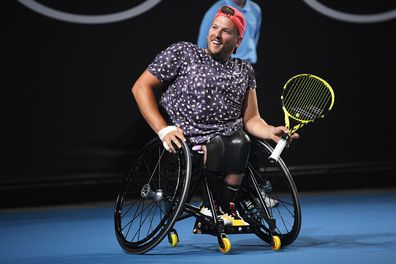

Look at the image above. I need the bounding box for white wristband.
[158,126,177,140]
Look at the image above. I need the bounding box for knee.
[224,173,244,186]
[204,130,251,174]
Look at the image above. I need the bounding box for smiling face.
[206,16,242,61]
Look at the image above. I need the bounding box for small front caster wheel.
[271,235,281,251]
[168,232,179,247]
[219,237,231,253]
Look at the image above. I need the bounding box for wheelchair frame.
[114,137,301,254]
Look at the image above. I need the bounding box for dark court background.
[5,1,396,207]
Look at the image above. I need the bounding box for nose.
[210,28,220,38]
[212,28,221,38]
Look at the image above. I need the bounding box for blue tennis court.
[1,189,395,264]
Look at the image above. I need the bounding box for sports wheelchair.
[114,137,301,254]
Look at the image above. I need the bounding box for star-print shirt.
[147,41,257,144]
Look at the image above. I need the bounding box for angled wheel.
[238,138,301,247]
[168,231,179,247]
[219,237,231,253]
[114,137,192,254]
[271,235,281,251]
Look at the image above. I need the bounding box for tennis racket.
[269,74,335,162]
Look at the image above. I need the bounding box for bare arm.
[243,89,299,143]
[131,70,168,133]
[131,70,185,152]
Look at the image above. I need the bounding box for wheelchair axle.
[140,184,164,202]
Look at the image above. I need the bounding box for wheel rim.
[238,139,301,247]
[114,138,191,254]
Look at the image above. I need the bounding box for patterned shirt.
[147,41,256,144]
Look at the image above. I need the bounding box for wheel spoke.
[239,139,301,247]
[114,138,191,254]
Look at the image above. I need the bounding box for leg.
[204,130,251,225]
[200,142,224,210]
[217,130,251,214]
[217,173,242,212]
[202,131,249,210]
[201,169,223,208]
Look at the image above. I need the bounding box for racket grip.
[269,134,289,162]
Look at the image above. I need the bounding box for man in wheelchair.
[131,6,298,227]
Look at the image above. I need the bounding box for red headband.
[213,6,245,37]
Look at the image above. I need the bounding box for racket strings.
[285,77,315,119]
[283,76,332,121]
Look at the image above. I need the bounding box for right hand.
[158,126,186,153]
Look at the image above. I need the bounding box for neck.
[205,49,231,62]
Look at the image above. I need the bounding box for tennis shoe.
[259,180,278,208]
[199,206,213,217]
[222,202,250,226]
[199,206,232,225]
[262,195,278,208]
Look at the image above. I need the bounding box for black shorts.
[205,130,251,174]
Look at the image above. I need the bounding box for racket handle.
[269,134,289,162]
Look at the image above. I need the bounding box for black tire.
[114,138,192,254]
[238,138,301,247]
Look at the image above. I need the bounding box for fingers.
[162,132,182,153]
[163,141,170,151]
[278,126,289,135]
[290,133,300,140]
[158,126,186,153]
[176,127,187,143]
[272,126,300,144]
[271,126,287,143]
[282,130,299,144]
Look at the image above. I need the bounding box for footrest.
[193,219,259,235]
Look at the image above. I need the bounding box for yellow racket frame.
[281,74,335,134]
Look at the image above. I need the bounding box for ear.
[235,36,243,48]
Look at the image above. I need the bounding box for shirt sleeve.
[147,42,185,84]
[247,62,257,89]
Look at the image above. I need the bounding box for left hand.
[271,126,300,144]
